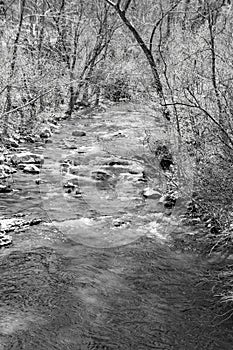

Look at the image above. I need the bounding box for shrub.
[103,75,131,102]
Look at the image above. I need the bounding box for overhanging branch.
[1,88,54,118]
[163,101,233,147]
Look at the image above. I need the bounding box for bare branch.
[163,101,233,147]
[208,7,223,117]
[149,0,182,52]
[104,0,123,10]
[104,0,116,7]
[1,89,54,118]
[0,85,8,97]
[186,86,201,106]
[123,0,132,13]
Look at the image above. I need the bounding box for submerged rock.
[98,131,127,141]
[72,130,86,137]
[68,166,80,175]
[11,152,44,166]
[63,141,77,149]
[91,169,112,181]
[45,139,53,144]
[104,158,131,166]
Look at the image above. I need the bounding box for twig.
[105,0,116,7]
[162,101,233,148]
[149,0,182,52]
[1,88,54,118]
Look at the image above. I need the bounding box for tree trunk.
[5,0,26,112]
[117,11,164,99]
[66,85,75,117]
[105,3,170,120]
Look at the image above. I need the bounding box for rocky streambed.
[0,103,233,349]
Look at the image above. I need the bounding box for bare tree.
[103,0,181,121]
[5,0,26,113]
[46,0,116,117]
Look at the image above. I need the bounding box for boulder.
[128,164,144,175]
[48,118,58,125]
[63,180,76,190]
[23,135,41,143]
[40,127,52,138]
[63,177,82,194]
[0,217,41,232]
[112,218,130,228]
[34,134,42,142]
[0,184,12,193]
[0,154,5,164]
[160,155,173,171]
[48,122,60,131]
[72,130,86,137]
[11,152,44,165]
[159,192,178,209]
[0,165,16,179]
[143,188,161,200]
[155,144,174,171]
[18,163,27,170]
[0,165,8,179]
[7,137,19,148]
[23,164,40,174]
[0,233,12,247]
[91,169,111,181]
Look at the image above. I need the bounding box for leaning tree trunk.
[104,0,170,121]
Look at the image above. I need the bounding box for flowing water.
[0,103,232,349]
